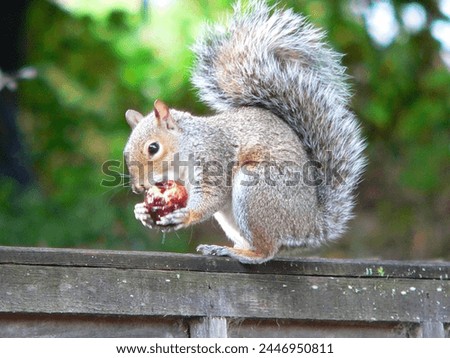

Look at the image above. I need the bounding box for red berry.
[144,181,188,223]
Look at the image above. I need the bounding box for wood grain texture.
[0,246,448,338]
[0,313,187,338]
[0,263,448,322]
[227,319,416,338]
[189,317,228,338]
[0,246,448,279]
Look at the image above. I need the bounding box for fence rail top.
[0,246,448,280]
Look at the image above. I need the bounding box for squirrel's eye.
[148,142,160,156]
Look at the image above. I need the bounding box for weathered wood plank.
[228,319,414,338]
[0,313,187,338]
[1,247,449,337]
[189,317,228,338]
[419,321,445,338]
[0,246,449,280]
[0,264,448,323]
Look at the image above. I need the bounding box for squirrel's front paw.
[156,208,191,231]
[134,202,153,229]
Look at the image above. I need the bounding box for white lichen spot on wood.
[311,285,319,290]
[59,282,72,292]
[26,285,37,292]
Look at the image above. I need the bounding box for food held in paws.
[144,181,188,223]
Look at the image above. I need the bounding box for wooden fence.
[0,246,448,338]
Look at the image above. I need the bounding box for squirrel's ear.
[154,99,178,131]
[125,109,144,129]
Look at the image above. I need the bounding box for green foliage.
[1,0,449,259]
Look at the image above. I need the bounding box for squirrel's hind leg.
[196,168,282,264]
[197,206,276,264]
[213,208,251,249]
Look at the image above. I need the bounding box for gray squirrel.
[124,0,366,264]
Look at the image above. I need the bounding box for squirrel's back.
[192,0,366,242]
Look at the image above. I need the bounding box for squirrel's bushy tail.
[192,0,366,242]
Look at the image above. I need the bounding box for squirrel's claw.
[156,208,190,230]
[134,202,153,229]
